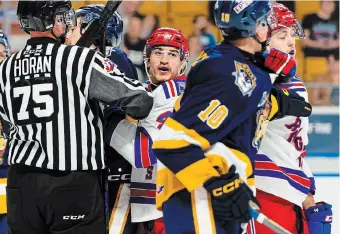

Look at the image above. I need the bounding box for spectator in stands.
[122,16,147,82]
[310,53,339,106]
[302,0,339,58]
[118,1,142,34]
[186,34,202,74]
[119,0,159,40]
[191,14,216,50]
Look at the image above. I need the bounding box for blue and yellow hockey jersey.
[152,41,278,208]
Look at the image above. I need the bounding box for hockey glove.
[203,165,259,226]
[263,49,296,77]
[304,202,332,234]
[270,87,312,120]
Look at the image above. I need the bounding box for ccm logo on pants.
[63,215,86,220]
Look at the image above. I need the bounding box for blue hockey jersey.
[106,47,138,81]
[152,41,278,207]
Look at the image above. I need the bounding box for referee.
[2,1,153,234]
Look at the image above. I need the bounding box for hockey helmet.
[75,5,123,47]
[17,1,76,34]
[214,0,274,40]
[270,3,305,39]
[0,30,10,58]
[144,27,189,77]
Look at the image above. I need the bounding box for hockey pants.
[247,189,309,234]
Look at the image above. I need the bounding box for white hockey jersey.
[255,77,315,207]
[109,77,186,222]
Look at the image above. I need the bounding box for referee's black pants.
[6,165,106,234]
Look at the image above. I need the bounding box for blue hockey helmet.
[75,4,123,47]
[0,30,10,58]
[214,0,273,40]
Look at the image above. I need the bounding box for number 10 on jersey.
[198,100,228,129]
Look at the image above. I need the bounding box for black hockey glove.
[270,87,312,120]
[203,165,259,226]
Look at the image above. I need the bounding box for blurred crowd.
[0,0,339,106]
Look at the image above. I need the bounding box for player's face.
[65,17,82,45]
[269,27,296,58]
[148,46,182,84]
[0,44,6,62]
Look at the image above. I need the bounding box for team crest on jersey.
[252,93,271,150]
[103,58,115,73]
[232,61,256,96]
[177,81,186,94]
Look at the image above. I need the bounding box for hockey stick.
[76,0,122,48]
[249,201,292,234]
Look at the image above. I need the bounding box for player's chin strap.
[252,35,269,53]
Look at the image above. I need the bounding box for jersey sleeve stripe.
[134,127,143,168]
[153,117,211,150]
[255,160,311,191]
[255,169,310,194]
[130,197,156,205]
[168,80,176,97]
[174,94,182,112]
[175,157,220,192]
[134,127,157,168]
[140,130,151,167]
[130,189,156,199]
[153,139,190,149]
[161,83,170,99]
[269,94,279,120]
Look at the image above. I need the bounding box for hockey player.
[6,1,152,233]
[0,29,10,234]
[248,3,332,234]
[104,27,189,234]
[65,5,138,80]
[65,5,142,234]
[151,1,312,233]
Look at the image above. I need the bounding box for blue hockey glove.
[270,87,312,120]
[203,165,259,226]
[304,202,332,234]
[263,49,296,77]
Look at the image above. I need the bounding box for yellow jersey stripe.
[176,158,219,192]
[152,139,190,149]
[269,94,279,120]
[164,118,211,150]
[174,94,183,112]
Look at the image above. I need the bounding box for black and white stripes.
[0,38,153,171]
[1,41,102,171]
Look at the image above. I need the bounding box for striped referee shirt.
[0,37,153,171]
